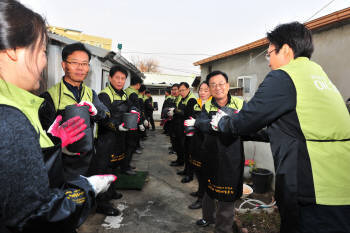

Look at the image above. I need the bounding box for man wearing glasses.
[185,71,246,233]
[171,82,197,183]
[39,42,108,181]
[212,22,350,233]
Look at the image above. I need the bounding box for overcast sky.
[20,0,350,75]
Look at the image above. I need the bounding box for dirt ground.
[78,127,280,233]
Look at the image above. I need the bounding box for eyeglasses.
[265,49,276,61]
[209,82,226,89]
[65,61,90,68]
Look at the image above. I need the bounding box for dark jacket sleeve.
[184,98,197,119]
[161,98,175,119]
[92,90,109,122]
[218,70,296,135]
[128,92,141,111]
[194,105,212,134]
[0,106,95,231]
[145,98,154,113]
[241,129,270,142]
[97,92,121,131]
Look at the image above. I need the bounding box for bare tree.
[131,56,160,73]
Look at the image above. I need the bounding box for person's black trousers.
[174,135,185,163]
[202,193,235,233]
[194,168,206,198]
[147,113,155,130]
[184,137,194,177]
[121,131,139,172]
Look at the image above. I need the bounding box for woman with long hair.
[186,81,211,209]
[0,1,115,232]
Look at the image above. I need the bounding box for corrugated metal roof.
[143,73,195,87]
[194,7,350,66]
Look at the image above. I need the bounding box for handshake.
[210,109,228,131]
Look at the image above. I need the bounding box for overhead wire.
[123,50,213,56]
[157,65,200,75]
[126,0,338,75]
[232,0,339,75]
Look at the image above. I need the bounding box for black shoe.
[96,204,120,216]
[188,199,202,209]
[168,150,175,155]
[181,176,193,183]
[232,221,239,233]
[122,169,136,175]
[135,149,142,154]
[190,191,199,197]
[111,192,123,200]
[196,219,214,227]
[170,161,184,166]
[177,170,186,175]
[129,165,136,169]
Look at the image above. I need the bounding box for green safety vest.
[0,79,53,148]
[204,95,244,113]
[142,95,148,103]
[166,95,174,101]
[96,84,127,138]
[47,79,93,111]
[124,86,139,98]
[175,95,182,107]
[279,57,350,205]
[181,92,196,106]
[100,84,127,102]
[194,97,212,111]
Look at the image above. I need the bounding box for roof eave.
[194,7,350,66]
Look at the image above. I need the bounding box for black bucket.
[63,104,93,153]
[123,112,138,129]
[250,168,273,194]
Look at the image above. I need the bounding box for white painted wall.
[47,44,64,89]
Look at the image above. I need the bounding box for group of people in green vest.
[161,77,268,233]
[161,22,350,233]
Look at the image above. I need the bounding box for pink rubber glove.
[130,110,140,123]
[48,115,87,148]
[77,101,97,116]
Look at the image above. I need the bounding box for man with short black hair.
[212,22,350,233]
[39,42,108,180]
[187,71,246,233]
[167,84,180,154]
[172,82,197,183]
[123,76,144,175]
[144,90,155,131]
[161,87,174,134]
[89,65,129,216]
[137,84,147,149]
